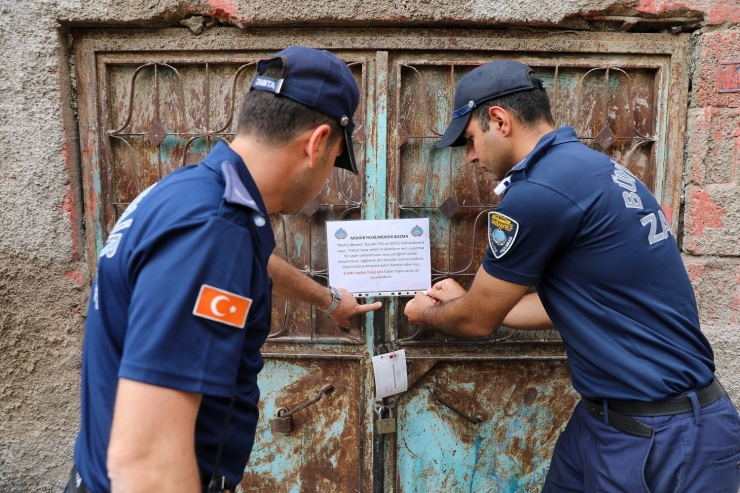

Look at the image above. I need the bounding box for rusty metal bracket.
[430,387,483,424]
[271,384,335,433]
[279,384,334,418]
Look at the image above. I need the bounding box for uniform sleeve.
[119,217,254,397]
[482,181,584,287]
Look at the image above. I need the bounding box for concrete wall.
[1,0,738,490]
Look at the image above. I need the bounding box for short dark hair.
[472,84,555,132]
[237,59,342,147]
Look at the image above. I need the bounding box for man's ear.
[488,106,512,136]
[305,124,333,170]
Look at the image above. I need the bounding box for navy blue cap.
[436,60,546,148]
[250,46,360,174]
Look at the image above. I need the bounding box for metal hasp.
[270,383,335,433]
[431,387,483,424]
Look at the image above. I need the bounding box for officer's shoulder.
[550,138,608,160]
[140,166,224,219]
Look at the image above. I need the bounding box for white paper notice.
[326,218,431,296]
[372,350,408,399]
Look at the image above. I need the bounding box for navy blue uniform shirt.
[75,142,275,492]
[483,127,714,401]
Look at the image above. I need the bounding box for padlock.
[271,407,292,433]
[375,405,396,435]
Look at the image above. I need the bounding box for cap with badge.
[250,46,360,174]
[436,60,546,149]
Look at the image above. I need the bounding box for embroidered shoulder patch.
[193,284,252,329]
[488,211,519,259]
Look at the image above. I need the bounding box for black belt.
[582,379,725,438]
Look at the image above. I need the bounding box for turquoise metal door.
[75,29,689,492]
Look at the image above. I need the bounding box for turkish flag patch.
[193,284,252,329]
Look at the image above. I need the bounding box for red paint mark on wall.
[636,0,657,14]
[60,139,81,263]
[206,0,237,18]
[687,262,704,284]
[65,270,84,285]
[718,63,740,93]
[661,204,672,226]
[708,5,740,24]
[688,189,725,239]
[635,0,700,16]
[696,33,740,106]
[636,0,740,24]
[61,187,74,215]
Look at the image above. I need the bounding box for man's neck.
[511,121,557,165]
[228,135,298,215]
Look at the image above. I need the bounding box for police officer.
[68,46,380,493]
[404,60,740,492]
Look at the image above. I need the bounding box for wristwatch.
[321,286,342,314]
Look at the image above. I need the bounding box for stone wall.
[685,30,740,399]
[1,0,738,490]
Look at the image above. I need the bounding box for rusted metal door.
[384,51,689,491]
[75,29,689,492]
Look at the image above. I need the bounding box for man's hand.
[401,266,531,338]
[268,255,381,328]
[329,288,382,327]
[427,279,466,305]
[404,291,436,327]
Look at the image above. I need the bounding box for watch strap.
[321,286,341,314]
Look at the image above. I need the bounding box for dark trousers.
[544,394,740,492]
[64,465,232,493]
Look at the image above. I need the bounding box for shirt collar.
[494,126,579,195]
[201,141,268,220]
[200,141,276,260]
[515,126,578,170]
[508,126,578,175]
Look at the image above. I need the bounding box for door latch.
[271,383,334,433]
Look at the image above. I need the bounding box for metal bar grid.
[391,59,664,346]
[99,56,370,345]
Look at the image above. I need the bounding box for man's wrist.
[320,286,342,314]
[419,305,433,330]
